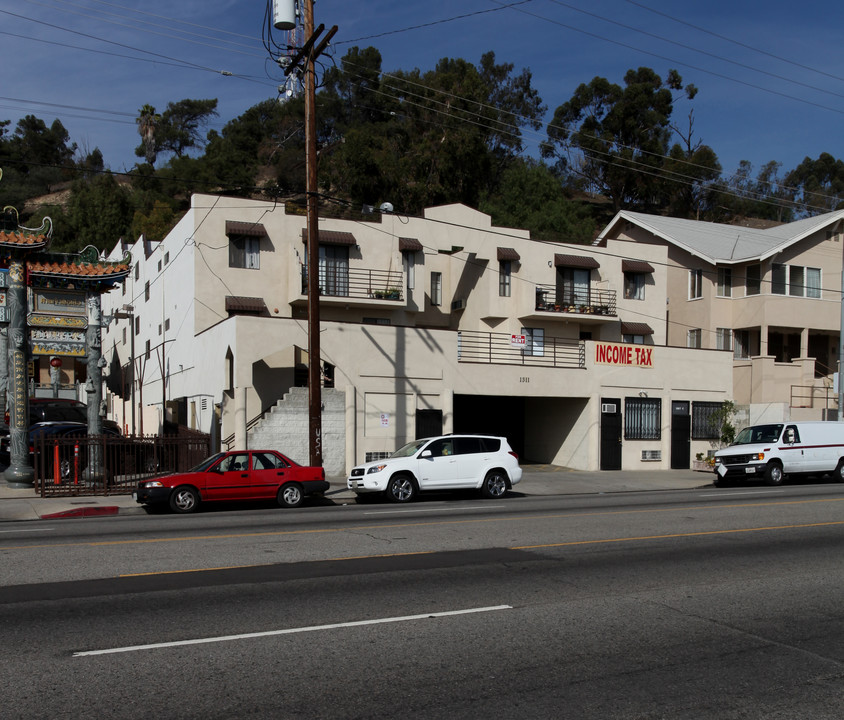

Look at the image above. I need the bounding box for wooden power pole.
[290,1,336,466]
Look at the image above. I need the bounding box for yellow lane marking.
[512,520,844,549]
[119,522,844,578]
[118,550,435,577]
[2,496,842,552]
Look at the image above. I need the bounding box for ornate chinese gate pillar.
[5,257,34,487]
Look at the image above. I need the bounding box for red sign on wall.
[595,342,653,368]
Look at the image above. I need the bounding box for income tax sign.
[595,342,653,368]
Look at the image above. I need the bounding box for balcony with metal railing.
[532,285,617,321]
[458,330,585,369]
[295,267,405,308]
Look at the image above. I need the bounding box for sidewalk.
[0,466,714,522]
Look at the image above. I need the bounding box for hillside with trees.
[1,47,843,254]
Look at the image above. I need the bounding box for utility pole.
[304,0,321,467]
[281,1,337,466]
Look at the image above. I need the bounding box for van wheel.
[834,460,844,482]
[386,474,417,503]
[713,474,731,488]
[764,462,784,486]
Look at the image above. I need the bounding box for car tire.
[386,474,417,503]
[480,470,509,499]
[169,486,200,514]
[834,460,844,482]
[764,462,784,486]
[712,474,731,488]
[277,483,304,508]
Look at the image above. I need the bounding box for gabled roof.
[603,209,844,265]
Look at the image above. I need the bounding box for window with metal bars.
[624,397,661,439]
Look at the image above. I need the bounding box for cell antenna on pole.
[273,0,298,30]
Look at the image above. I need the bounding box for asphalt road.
[1,485,842,719]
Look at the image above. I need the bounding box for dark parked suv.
[28,398,120,432]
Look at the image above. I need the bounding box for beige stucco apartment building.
[102,195,844,475]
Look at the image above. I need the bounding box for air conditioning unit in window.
[601,403,617,414]
[451,298,467,311]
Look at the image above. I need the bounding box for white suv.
[347,434,522,503]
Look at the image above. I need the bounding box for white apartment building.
[102,194,741,475]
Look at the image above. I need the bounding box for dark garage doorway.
[454,395,525,459]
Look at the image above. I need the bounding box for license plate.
[349,481,359,489]
[745,467,756,474]
[132,491,137,501]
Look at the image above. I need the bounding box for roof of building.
[0,229,51,250]
[605,209,844,265]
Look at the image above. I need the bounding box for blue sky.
[2,0,843,191]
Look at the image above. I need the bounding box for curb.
[40,506,120,519]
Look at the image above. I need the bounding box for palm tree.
[136,105,160,165]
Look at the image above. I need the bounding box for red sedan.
[134,450,329,513]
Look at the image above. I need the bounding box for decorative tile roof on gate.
[27,258,131,277]
[0,230,50,248]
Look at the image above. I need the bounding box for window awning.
[399,237,423,252]
[621,321,654,336]
[554,253,600,269]
[225,221,267,237]
[621,259,655,274]
[301,229,356,246]
[497,247,520,262]
[225,296,267,314]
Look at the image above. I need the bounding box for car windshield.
[390,439,431,458]
[189,452,227,472]
[733,424,784,445]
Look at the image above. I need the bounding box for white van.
[713,421,844,486]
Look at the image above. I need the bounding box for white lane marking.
[74,605,512,657]
[0,527,55,534]
[702,490,787,497]
[364,505,500,515]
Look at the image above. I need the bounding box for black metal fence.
[458,330,585,369]
[34,432,212,497]
[301,267,404,301]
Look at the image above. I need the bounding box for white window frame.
[499,260,512,297]
[687,328,702,349]
[431,272,442,306]
[716,327,732,351]
[716,268,731,297]
[623,272,645,300]
[689,269,703,300]
[521,326,544,357]
[745,264,761,295]
[771,263,821,297]
[229,235,261,270]
[402,251,416,291]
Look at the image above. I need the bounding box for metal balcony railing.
[535,285,617,316]
[458,330,585,368]
[301,267,404,301]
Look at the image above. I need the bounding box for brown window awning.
[399,237,423,252]
[621,321,654,335]
[622,259,655,274]
[301,229,356,246]
[497,247,520,262]
[554,253,600,269]
[225,296,267,314]
[226,221,267,237]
